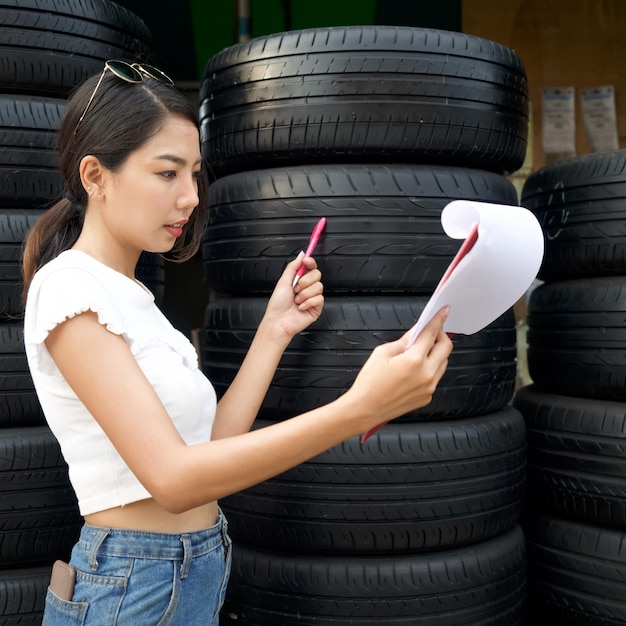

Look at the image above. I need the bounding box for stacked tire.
[0,1,155,622]
[200,26,530,624]
[515,149,626,624]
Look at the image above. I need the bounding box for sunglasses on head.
[74,60,175,135]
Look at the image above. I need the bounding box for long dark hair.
[22,67,208,302]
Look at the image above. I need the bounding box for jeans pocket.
[42,588,89,626]
[70,569,128,625]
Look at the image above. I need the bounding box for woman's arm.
[45,304,451,514]
[211,252,324,439]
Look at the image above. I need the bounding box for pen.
[292,217,326,288]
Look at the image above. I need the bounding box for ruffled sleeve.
[24,265,129,375]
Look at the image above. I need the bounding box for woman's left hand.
[264,252,324,340]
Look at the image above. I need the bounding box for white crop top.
[24,250,216,516]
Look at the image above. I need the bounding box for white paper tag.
[581,85,619,152]
[542,87,576,157]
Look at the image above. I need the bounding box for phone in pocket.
[49,560,76,601]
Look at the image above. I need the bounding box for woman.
[22,60,453,625]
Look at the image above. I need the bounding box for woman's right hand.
[345,306,453,429]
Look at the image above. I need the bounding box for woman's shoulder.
[25,249,126,339]
[30,249,107,288]
[31,250,151,300]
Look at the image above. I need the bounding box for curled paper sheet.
[407,199,544,345]
[361,199,544,443]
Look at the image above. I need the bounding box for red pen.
[292,217,326,287]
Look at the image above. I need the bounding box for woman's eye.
[161,171,176,179]
[192,170,203,180]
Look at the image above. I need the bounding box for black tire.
[137,252,165,305]
[0,566,50,626]
[526,515,626,625]
[221,526,526,625]
[0,0,153,97]
[0,428,81,567]
[514,385,626,529]
[202,164,519,294]
[0,322,45,427]
[200,26,528,176]
[526,277,626,401]
[203,296,516,421]
[221,408,526,555]
[0,210,42,319]
[521,149,626,281]
[0,96,66,208]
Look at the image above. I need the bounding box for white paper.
[407,200,544,345]
[581,85,619,152]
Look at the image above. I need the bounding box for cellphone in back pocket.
[49,560,76,601]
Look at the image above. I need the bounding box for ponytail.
[22,196,85,304]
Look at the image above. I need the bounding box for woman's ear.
[79,155,106,199]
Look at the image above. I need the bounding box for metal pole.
[238,0,251,41]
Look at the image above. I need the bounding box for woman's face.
[100,114,202,258]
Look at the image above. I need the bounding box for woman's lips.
[164,220,187,238]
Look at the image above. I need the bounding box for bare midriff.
[84,498,219,533]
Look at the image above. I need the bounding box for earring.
[87,187,94,197]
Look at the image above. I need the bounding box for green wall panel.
[191,0,377,79]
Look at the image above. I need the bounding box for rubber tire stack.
[515,149,626,625]
[0,1,155,623]
[200,26,530,625]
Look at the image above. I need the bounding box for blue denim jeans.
[42,510,232,626]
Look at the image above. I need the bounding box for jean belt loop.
[220,514,230,548]
[88,528,111,572]
[179,533,192,579]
